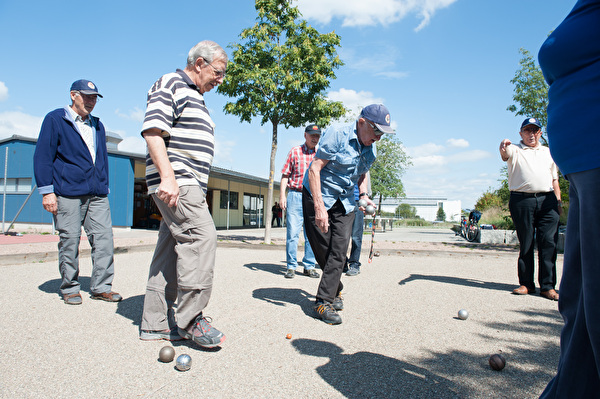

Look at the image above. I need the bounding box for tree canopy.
[217,0,346,243]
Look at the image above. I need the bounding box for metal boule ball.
[358,199,368,208]
[158,346,175,363]
[365,205,376,215]
[489,354,506,371]
[176,354,192,371]
[458,309,469,320]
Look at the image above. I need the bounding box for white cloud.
[411,154,446,168]
[214,139,236,164]
[117,135,146,155]
[446,138,469,148]
[0,82,8,102]
[339,46,408,80]
[115,107,145,122]
[0,111,43,139]
[446,149,493,163]
[327,88,385,121]
[296,0,458,31]
[406,142,444,158]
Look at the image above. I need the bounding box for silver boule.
[458,309,469,320]
[358,199,368,208]
[365,205,376,215]
[176,354,192,371]
[158,346,175,363]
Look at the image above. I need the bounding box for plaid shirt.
[281,144,316,191]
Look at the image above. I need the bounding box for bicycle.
[457,210,481,242]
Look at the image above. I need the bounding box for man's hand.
[499,139,511,161]
[315,205,329,234]
[279,195,287,211]
[155,177,179,207]
[42,193,58,215]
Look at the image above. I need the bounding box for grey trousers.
[141,186,217,332]
[55,195,115,296]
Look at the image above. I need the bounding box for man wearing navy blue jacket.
[34,79,121,305]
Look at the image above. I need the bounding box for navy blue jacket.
[34,107,110,197]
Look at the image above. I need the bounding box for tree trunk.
[264,122,278,244]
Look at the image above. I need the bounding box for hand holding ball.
[365,205,376,216]
[358,199,368,208]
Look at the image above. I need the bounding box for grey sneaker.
[346,267,360,276]
[314,301,342,325]
[140,327,184,341]
[285,269,295,279]
[332,293,344,311]
[303,268,320,278]
[178,314,226,348]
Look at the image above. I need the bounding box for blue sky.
[0,0,574,209]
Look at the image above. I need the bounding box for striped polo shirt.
[142,69,215,194]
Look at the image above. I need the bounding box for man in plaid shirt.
[279,124,321,279]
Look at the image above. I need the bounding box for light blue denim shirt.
[303,122,376,214]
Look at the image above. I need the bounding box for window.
[220,190,239,210]
[0,178,32,193]
[243,193,264,227]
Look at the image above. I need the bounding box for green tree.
[369,135,412,214]
[396,203,417,219]
[218,0,346,243]
[436,206,446,222]
[507,48,549,143]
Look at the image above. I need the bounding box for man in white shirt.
[499,117,561,301]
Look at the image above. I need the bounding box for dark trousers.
[303,188,354,303]
[509,191,559,292]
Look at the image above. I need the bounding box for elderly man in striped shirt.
[139,40,227,349]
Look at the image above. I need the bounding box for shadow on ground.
[244,262,286,277]
[398,274,515,292]
[38,276,91,298]
[292,338,463,398]
[253,287,315,316]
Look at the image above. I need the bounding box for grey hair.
[187,40,228,67]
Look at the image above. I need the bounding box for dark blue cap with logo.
[360,104,394,134]
[521,117,541,129]
[70,79,103,98]
[305,124,321,135]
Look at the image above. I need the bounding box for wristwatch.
[359,192,369,198]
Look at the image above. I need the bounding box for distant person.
[303,104,395,324]
[33,79,121,306]
[139,40,227,348]
[344,183,367,276]
[499,117,561,301]
[271,202,281,227]
[538,1,600,397]
[279,125,321,279]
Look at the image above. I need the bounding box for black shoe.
[303,268,320,278]
[314,301,342,325]
[332,293,343,311]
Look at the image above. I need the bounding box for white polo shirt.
[505,141,558,193]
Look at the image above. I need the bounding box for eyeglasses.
[203,58,226,79]
[367,121,384,136]
[521,127,541,135]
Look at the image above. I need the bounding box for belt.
[289,188,303,193]
[510,191,553,198]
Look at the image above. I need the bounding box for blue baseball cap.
[360,104,394,134]
[70,79,103,98]
[521,117,541,129]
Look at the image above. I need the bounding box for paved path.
[0,226,561,398]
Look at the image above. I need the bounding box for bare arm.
[499,139,511,162]
[143,128,179,207]
[279,176,289,210]
[308,158,330,233]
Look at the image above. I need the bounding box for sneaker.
[303,268,320,278]
[314,301,342,325]
[140,327,184,341]
[285,269,295,279]
[332,293,344,311]
[63,293,82,305]
[346,267,360,276]
[178,314,226,348]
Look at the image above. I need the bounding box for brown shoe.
[512,285,534,295]
[91,291,123,302]
[63,293,82,305]
[541,289,559,301]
